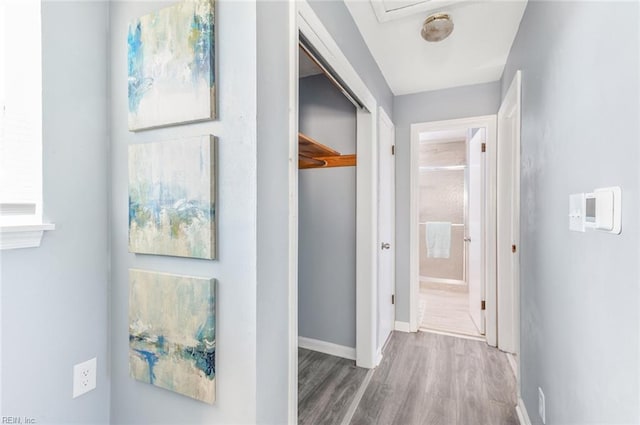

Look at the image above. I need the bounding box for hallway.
[299,331,517,425]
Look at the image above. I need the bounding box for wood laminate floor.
[298,348,368,425]
[420,287,483,337]
[350,331,518,425]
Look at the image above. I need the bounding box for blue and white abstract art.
[129,269,216,404]
[128,135,216,259]
[128,0,215,130]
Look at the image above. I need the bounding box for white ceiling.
[344,0,528,95]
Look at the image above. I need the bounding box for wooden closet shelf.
[299,133,340,157]
[299,155,327,168]
[298,133,356,170]
[299,154,356,169]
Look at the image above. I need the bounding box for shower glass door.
[419,140,466,284]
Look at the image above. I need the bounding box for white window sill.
[0,223,55,250]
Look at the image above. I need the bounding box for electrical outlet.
[73,357,97,398]
[538,387,546,424]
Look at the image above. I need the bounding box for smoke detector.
[421,13,454,42]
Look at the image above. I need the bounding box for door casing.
[497,70,522,357]
[409,115,497,346]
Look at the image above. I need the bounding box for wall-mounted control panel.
[569,187,621,234]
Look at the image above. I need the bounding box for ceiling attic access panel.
[297,43,358,170]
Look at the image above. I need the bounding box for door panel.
[377,108,395,353]
[467,128,485,334]
[497,71,521,354]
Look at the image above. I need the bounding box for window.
[0,0,53,249]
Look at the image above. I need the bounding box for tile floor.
[419,286,483,337]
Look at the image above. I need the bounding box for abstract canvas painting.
[128,0,215,130]
[128,135,216,259]
[129,269,216,404]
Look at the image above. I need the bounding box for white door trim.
[287,2,299,424]
[289,4,380,422]
[409,115,497,347]
[497,71,521,354]
[497,69,522,396]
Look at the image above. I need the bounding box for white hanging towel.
[426,222,452,259]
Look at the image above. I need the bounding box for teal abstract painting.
[128,135,216,259]
[128,0,215,131]
[129,269,216,404]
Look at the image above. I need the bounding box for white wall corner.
[298,337,356,361]
[394,321,411,333]
[516,397,532,425]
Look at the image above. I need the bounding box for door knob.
[381,242,391,250]
[464,237,471,242]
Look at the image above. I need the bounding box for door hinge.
[481,300,486,311]
[481,142,486,153]
[391,145,395,155]
[392,295,395,305]
[512,244,517,253]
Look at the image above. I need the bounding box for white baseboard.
[507,353,518,377]
[394,321,411,333]
[516,397,532,425]
[298,336,356,360]
[419,327,485,341]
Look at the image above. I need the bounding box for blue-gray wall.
[108,2,390,424]
[256,1,294,422]
[393,82,501,322]
[298,75,357,348]
[0,2,110,423]
[308,0,393,117]
[109,2,259,423]
[502,1,639,423]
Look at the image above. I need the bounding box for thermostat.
[569,187,621,234]
[593,187,621,233]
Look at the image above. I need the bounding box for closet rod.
[419,222,464,227]
[299,34,364,110]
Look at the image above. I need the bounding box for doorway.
[297,42,358,359]
[290,3,382,423]
[293,1,380,372]
[417,126,485,338]
[410,115,498,345]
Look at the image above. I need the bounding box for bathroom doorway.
[418,128,482,337]
[410,116,498,344]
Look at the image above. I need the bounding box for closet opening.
[290,7,381,421]
[296,39,366,425]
